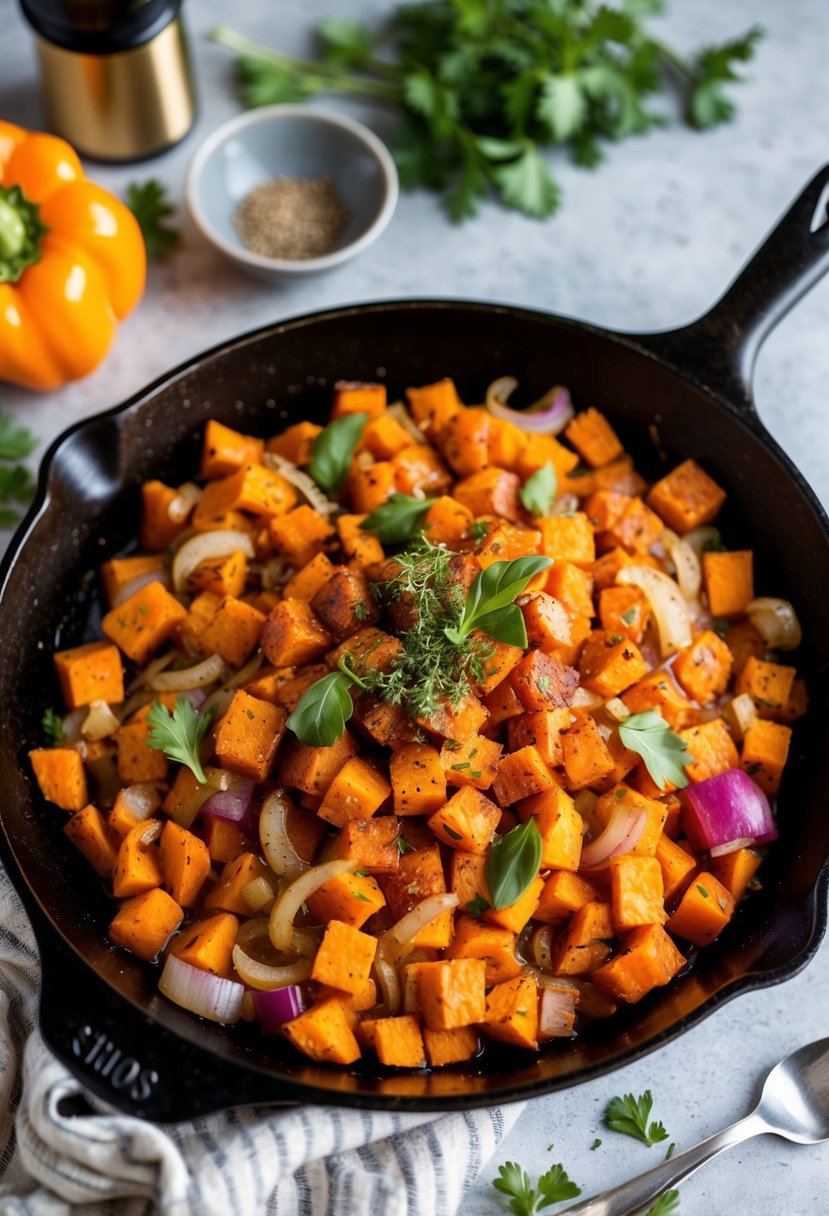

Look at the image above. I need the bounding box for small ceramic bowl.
[186,105,399,280]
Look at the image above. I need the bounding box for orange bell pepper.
[0,121,146,390]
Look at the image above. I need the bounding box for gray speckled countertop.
[2,0,828,1211]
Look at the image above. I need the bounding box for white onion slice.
[159,954,244,1023]
[262,556,295,590]
[269,859,358,951]
[617,565,693,656]
[127,651,176,694]
[662,531,702,603]
[81,699,120,741]
[242,875,277,912]
[746,597,802,651]
[172,530,255,593]
[724,692,758,742]
[260,790,308,878]
[167,482,202,524]
[374,953,402,1015]
[235,916,271,947]
[570,687,604,711]
[538,984,578,1039]
[604,697,630,723]
[387,401,427,444]
[148,653,229,692]
[225,650,265,690]
[119,782,161,821]
[377,893,459,964]
[263,452,338,516]
[114,568,172,607]
[61,707,88,744]
[580,807,647,869]
[683,525,720,555]
[231,944,312,991]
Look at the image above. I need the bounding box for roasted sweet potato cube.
[278,731,358,795]
[312,567,379,639]
[416,959,487,1030]
[390,743,447,815]
[439,407,491,476]
[703,550,754,617]
[406,378,462,435]
[560,717,615,789]
[159,820,211,907]
[64,804,118,878]
[610,854,666,930]
[261,599,332,667]
[510,650,579,711]
[282,552,337,602]
[447,915,522,985]
[605,497,664,554]
[656,834,698,902]
[337,514,385,568]
[54,640,124,709]
[565,408,623,468]
[347,461,396,513]
[516,591,572,654]
[329,815,400,874]
[102,580,187,666]
[666,872,734,946]
[423,1025,480,1067]
[381,842,446,918]
[545,562,594,619]
[449,850,489,909]
[109,887,183,961]
[200,419,264,478]
[709,847,762,904]
[518,786,583,871]
[112,820,163,898]
[353,694,420,749]
[598,585,650,644]
[282,997,361,1065]
[171,911,239,977]
[306,871,386,928]
[476,521,541,570]
[140,480,186,551]
[188,550,248,599]
[428,787,501,854]
[538,513,595,564]
[492,745,556,807]
[680,718,739,785]
[328,626,402,676]
[483,679,525,729]
[268,505,336,569]
[266,420,322,465]
[484,875,543,934]
[211,463,298,517]
[423,495,474,545]
[579,631,648,698]
[622,671,697,731]
[594,924,686,1003]
[317,757,391,827]
[741,719,792,795]
[735,656,796,718]
[674,629,734,705]
[311,921,378,996]
[415,692,489,745]
[367,1014,426,1068]
[453,468,522,520]
[214,689,286,782]
[30,747,88,811]
[534,871,600,922]
[484,974,538,1050]
[204,852,273,916]
[441,734,502,791]
[332,379,387,418]
[647,459,726,534]
[116,720,169,784]
[507,709,569,768]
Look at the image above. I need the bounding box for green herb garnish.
[397,835,416,854]
[214,10,760,221]
[308,413,368,493]
[445,555,551,648]
[645,1190,680,1216]
[468,520,490,542]
[486,818,542,910]
[361,492,437,544]
[620,607,637,626]
[42,707,65,746]
[618,710,693,790]
[519,462,557,517]
[493,1160,581,1215]
[146,698,217,784]
[605,1090,669,1147]
[125,179,181,261]
[701,528,723,552]
[286,671,355,746]
[0,413,37,526]
[465,894,490,918]
[0,414,36,462]
[590,1138,602,1151]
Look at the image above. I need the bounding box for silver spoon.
[561,1038,829,1216]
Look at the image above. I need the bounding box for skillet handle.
[634,164,829,414]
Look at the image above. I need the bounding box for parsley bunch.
[213,3,761,220]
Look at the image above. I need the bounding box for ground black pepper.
[234,176,349,260]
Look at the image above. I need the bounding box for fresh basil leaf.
[447,554,551,644]
[308,413,368,493]
[618,710,693,790]
[473,603,528,648]
[286,671,354,746]
[360,492,437,545]
[519,461,557,516]
[485,817,542,910]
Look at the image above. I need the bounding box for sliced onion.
[166,765,231,829]
[684,526,720,555]
[570,688,604,713]
[172,530,255,593]
[119,782,162,821]
[253,984,306,1033]
[388,401,427,444]
[262,556,295,590]
[199,686,237,719]
[573,789,598,824]
[378,893,459,964]
[114,569,172,607]
[81,699,120,742]
[580,807,647,869]
[746,597,802,651]
[531,925,554,970]
[263,452,338,516]
[168,482,202,524]
[225,650,264,690]
[551,493,580,516]
[723,692,758,742]
[604,697,630,723]
[235,916,271,947]
[682,768,777,855]
[148,653,229,692]
[485,377,574,435]
[260,789,308,878]
[159,954,244,1023]
[231,944,312,991]
[269,859,358,951]
[374,953,402,1015]
[127,651,176,693]
[617,565,692,656]
[242,875,278,912]
[202,777,257,841]
[662,531,702,603]
[538,983,578,1040]
[133,818,163,846]
[61,707,87,745]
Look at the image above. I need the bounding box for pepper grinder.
[19,0,196,161]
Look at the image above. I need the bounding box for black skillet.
[1,167,829,1122]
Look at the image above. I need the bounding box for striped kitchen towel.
[0,866,523,1215]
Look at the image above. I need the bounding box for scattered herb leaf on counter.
[605,1090,670,1147]
[308,412,368,493]
[125,180,181,261]
[0,412,36,525]
[493,1159,581,1215]
[146,697,217,784]
[645,1190,680,1216]
[618,710,693,791]
[212,5,762,220]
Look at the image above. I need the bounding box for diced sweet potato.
[282,552,337,602]
[367,1014,426,1068]
[317,757,391,827]
[329,815,400,874]
[261,599,332,667]
[306,870,386,928]
[441,734,502,791]
[424,495,474,545]
[593,786,667,857]
[337,514,385,568]
[428,786,501,854]
[703,550,754,617]
[416,958,487,1030]
[453,468,522,520]
[172,912,239,976]
[655,834,698,901]
[609,854,666,929]
[269,505,336,569]
[492,745,556,807]
[579,631,648,698]
[54,641,124,709]
[516,591,572,654]
[594,924,686,1003]
[565,408,623,468]
[266,421,322,465]
[201,419,264,478]
[681,718,739,785]
[415,691,489,745]
[534,871,600,922]
[214,689,286,782]
[30,747,88,811]
[510,650,580,711]
[666,872,734,945]
[109,887,183,961]
[484,875,543,934]
[483,974,538,1050]
[647,460,726,534]
[102,580,187,665]
[560,717,615,789]
[282,997,361,1065]
[64,804,118,878]
[390,743,447,815]
[674,629,733,704]
[538,513,596,564]
[312,567,378,639]
[447,915,522,984]
[116,720,169,784]
[622,670,697,731]
[311,920,378,995]
[735,656,796,718]
[204,852,273,915]
[741,719,792,795]
[519,786,583,871]
[112,821,163,898]
[709,847,762,903]
[159,820,211,907]
[140,480,185,551]
[423,1025,480,1067]
[100,554,166,608]
[599,585,650,644]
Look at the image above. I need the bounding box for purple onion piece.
[253,985,306,1034]
[682,768,777,854]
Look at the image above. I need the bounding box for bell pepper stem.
[0,196,26,260]
[0,185,48,284]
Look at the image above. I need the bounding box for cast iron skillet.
[1,168,829,1122]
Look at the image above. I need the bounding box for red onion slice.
[159,955,244,1024]
[252,985,307,1034]
[682,768,777,855]
[580,807,648,869]
[201,776,258,840]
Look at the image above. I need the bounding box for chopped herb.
[443,739,462,751]
[354,891,370,902]
[308,413,368,493]
[590,1138,602,1151]
[665,1142,676,1161]
[443,824,463,841]
[354,599,369,621]
[468,520,490,542]
[42,707,65,746]
[645,1190,680,1216]
[620,608,637,626]
[615,788,628,800]
[361,492,437,545]
[0,414,37,461]
[0,414,37,526]
[451,761,471,771]
[519,462,557,516]
[605,1090,669,1147]
[146,698,217,784]
[486,818,542,910]
[712,617,730,639]
[465,894,490,918]
[125,179,181,261]
[469,769,482,779]
[701,528,722,552]
[493,1159,581,1216]
[354,869,368,877]
[397,835,416,854]
[696,883,710,898]
[606,634,624,645]
[618,710,693,791]
[537,676,550,694]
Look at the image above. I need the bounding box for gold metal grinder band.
[33,17,195,161]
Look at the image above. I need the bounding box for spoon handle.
[560,1110,769,1216]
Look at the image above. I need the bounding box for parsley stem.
[652,39,694,81]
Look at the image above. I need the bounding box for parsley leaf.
[486,818,542,910]
[146,698,217,784]
[465,894,490,918]
[0,413,37,525]
[286,671,355,746]
[618,710,693,790]
[0,414,36,461]
[688,28,764,130]
[361,492,437,545]
[645,1190,680,1216]
[520,462,557,517]
[605,1090,670,1147]
[125,180,181,261]
[493,1159,581,1215]
[308,413,368,493]
[42,707,65,746]
[537,1162,581,1205]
